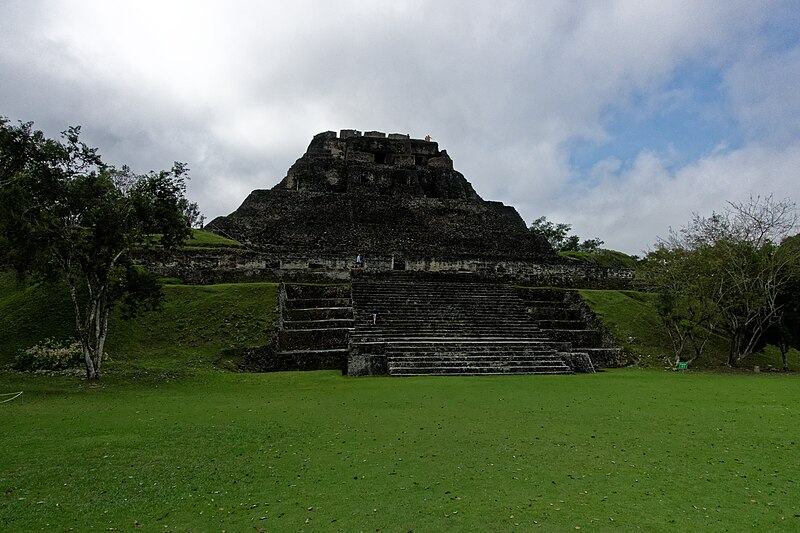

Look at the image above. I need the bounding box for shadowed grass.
[0,273,277,375]
[0,272,75,363]
[105,282,278,376]
[1,369,800,531]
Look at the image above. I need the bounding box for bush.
[14,338,84,371]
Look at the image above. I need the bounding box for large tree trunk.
[727,332,741,367]
[780,340,790,371]
[94,301,110,378]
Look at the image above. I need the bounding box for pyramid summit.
[146,129,634,287]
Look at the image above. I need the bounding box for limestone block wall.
[136,248,634,289]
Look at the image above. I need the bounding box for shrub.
[14,338,84,371]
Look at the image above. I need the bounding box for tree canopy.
[643,196,800,367]
[0,118,198,379]
[529,216,604,252]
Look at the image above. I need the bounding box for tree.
[762,234,800,370]
[642,246,721,366]
[529,216,604,252]
[646,196,800,366]
[0,118,197,380]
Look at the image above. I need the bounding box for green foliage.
[13,338,83,372]
[579,288,800,370]
[643,196,800,366]
[560,249,639,270]
[529,216,604,252]
[0,118,199,379]
[2,369,800,530]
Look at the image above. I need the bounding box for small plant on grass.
[14,338,84,371]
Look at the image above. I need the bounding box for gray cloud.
[2,0,798,253]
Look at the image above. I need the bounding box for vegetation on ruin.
[560,249,639,270]
[183,228,243,249]
[529,215,604,252]
[2,368,800,531]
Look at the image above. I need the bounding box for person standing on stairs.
[372,306,379,325]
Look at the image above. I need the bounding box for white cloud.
[544,141,800,254]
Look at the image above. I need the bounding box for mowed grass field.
[2,369,800,532]
[2,273,800,531]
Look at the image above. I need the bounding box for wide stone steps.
[354,335,551,345]
[354,322,542,330]
[284,307,353,321]
[350,277,579,376]
[529,308,584,320]
[387,353,570,376]
[284,297,353,309]
[283,318,356,329]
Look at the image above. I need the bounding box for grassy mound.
[0,272,76,364]
[0,272,277,375]
[106,282,277,375]
[183,228,243,249]
[1,369,799,530]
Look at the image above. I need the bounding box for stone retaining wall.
[135,248,634,289]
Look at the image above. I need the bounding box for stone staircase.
[276,284,353,371]
[515,288,625,368]
[349,274,590,376]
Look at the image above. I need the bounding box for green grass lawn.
[3,273,800,530]
[1,369,800,531]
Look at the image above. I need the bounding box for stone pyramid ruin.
[205,129,566,277]
[192,130,631,375]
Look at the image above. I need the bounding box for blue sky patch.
[568,59,743,180]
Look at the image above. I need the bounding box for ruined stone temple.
[161,130,631,375]
[204,129,560,277]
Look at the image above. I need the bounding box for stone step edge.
[277,348,350,356]
[352,339,556,345]
[388,371,574,376]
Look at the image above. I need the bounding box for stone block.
[346,151,375,163]
[409,139,439,155]
[393,154,416,167]
[340,129,361,139]
[364,130,386,138]
[347,353,388,376]
[388,133,410,140]
[427,152,453,170]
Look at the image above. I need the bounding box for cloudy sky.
[2,1,798,253]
